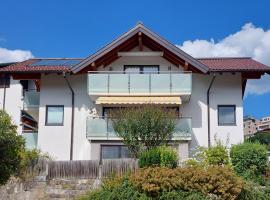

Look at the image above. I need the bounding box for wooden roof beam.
[11,73,41,80]
[138,32,143,51]
[184,61,189,71]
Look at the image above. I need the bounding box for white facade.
[36,55,244,160]
[0,77,23,134]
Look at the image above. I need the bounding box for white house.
[1,23,270,160]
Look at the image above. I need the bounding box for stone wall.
[0,177,99,200]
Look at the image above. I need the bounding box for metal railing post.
[107,74,110,94]
[149,74,151,94]
[106,117,109,140]
[170,72,172,94]
[128,74,130,94]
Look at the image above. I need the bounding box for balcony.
[23,90,40,109]
[88,72,192,99]
[86,117,192,140]
[22,132,38,150]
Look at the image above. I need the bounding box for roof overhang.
[71,23,209,74]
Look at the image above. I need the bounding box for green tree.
[247,132,270,150]
[110,106,176,157]
[0,110,25,185]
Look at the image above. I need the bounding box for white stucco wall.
[38,74,97,160]
[181,73,244,155]
[0,77,23,134]
[37,55,244,160]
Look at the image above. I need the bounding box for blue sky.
[0,0,269,118]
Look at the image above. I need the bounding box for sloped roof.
[71,23,209,73]
[0,58,82,73]
[0,57,269,74]
[198,57,270,72]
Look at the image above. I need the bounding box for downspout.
[207,74,216,147]
[63,72,75,160]
[2,75,7,110]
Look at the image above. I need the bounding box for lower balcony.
[86,117,192,140]
[22,132,38,150]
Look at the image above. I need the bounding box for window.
[124,65,159,74]
[101,145,131,159]
[218,105,236,126]
[0,74,10,88]
[45,105,64,126]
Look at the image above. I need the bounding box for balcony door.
[124,65,159,74]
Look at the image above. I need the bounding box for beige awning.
[95,96,182,105]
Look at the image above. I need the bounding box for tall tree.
[110,106,176,157]
[0,110,24,185]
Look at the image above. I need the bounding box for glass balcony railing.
[22,132,38,150]
[86,117,192,140]
[88,72,192,96]
[23,90,40,109]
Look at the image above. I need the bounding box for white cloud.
[176,23,270,96]
[0,47,34,63]
[245,75,270,95]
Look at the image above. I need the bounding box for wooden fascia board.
[72,24,209,74]
[72,28,140,73]
[138,27,209,73]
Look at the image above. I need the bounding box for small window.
[46,105,64,126]
[218,105,236,126]
[0,75,10,88]
[101,145,131,159]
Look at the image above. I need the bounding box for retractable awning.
[95,96,182,105]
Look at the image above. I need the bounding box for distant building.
[258,116,270,132]
[243,116,260,138]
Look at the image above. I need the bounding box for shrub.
[248,132,270,150]
[237,181,270,200]
[139,146,178,168]
[159,191,208,200]
[79,178,150,200]
[266,164,270,179]
[230,142,268,180]
[0,110,25,185]
[17,149,48,180]
[130,166,243,199]
[203,141,229,165]
[185,141,229,167]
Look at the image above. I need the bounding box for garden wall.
[0,158,138,200]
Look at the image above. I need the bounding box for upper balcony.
[88,72,192,100]
[23,90,40,110]
[22,90,40,120]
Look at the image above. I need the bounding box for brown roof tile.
[0,57,269,74]
[0,58,82,73]
[197,57,270,72]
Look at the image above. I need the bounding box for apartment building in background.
[258,116,270,132]
[243,116,261,138]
